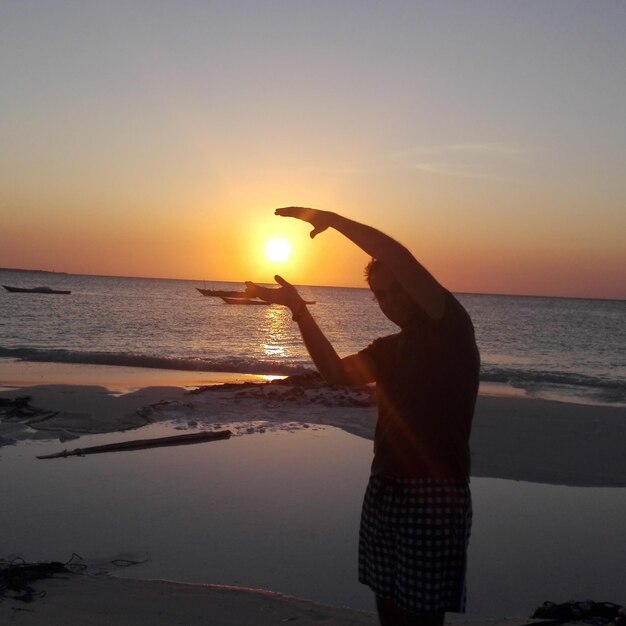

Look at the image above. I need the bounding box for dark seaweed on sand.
[0,559,69,603]
[0,396,58,423]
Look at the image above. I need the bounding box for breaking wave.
[0,347,312,377]
[1,347,623,405]
[481,365,625,405]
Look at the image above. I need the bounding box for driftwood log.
[37,430,232,459]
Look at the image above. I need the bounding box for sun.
[265,238,292,263]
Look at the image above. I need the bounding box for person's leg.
[376,596,445,626]
[375,597,397,626]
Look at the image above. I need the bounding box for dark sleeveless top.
[359,291,480,480]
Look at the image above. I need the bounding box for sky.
[1,1,625,299]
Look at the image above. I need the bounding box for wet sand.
[1,360,625,624]
[2,361,625,487]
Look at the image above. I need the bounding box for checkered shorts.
[358,475,472,615]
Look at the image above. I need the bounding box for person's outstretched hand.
[275,207,333,239]
[244,275,304,311]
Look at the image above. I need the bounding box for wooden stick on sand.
[37,429,232,459]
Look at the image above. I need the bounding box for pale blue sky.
[1,1,625,298]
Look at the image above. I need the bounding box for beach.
[0,579,560,626]
[2,361,625,624]
[2,361,626,487]
[0,575,546,626]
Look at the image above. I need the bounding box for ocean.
[1,269,624,407]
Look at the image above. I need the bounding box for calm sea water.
[1,269,624,406]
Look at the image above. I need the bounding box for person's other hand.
[244,275,304,310]
[275,207,333,239]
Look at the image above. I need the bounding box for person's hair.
[364,258,383,285]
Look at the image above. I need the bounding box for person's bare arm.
[245,276,376,386]
[276,207,446,320]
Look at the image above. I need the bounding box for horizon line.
[1,266,624,303]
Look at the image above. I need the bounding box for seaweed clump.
[0,558,69,603]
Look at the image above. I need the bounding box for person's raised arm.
[245,276,375,386]
[276,207,446,320]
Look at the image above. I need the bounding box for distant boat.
[219,295,316,306]
[196,288,248,298]
[220,296,271,305]
[197,287,315,306]
[3,285,71,295]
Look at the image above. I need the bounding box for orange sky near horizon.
[3,193,624,300]
[1,3,625,300]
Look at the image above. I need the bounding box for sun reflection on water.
[260,374,287,382]
[260,306,292,359]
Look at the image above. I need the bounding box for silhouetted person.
[246,207,480,626]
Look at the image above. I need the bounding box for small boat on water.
[198,287,315,305]
[3,285,71,295]
[196,288,248,298]
[220,296,271,305]
[219,296,316,306]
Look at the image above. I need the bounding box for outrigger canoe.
[3,285,71,295]
[197,287,314,305]
[196,288,248,298]
[219,296,316,306]
[220,296,271,305]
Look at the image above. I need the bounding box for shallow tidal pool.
[2,424,625,618]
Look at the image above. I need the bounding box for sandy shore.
[2,361,625,487]
[1,360,625,624]
[1,574,381,625]
[0,573,550,626]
